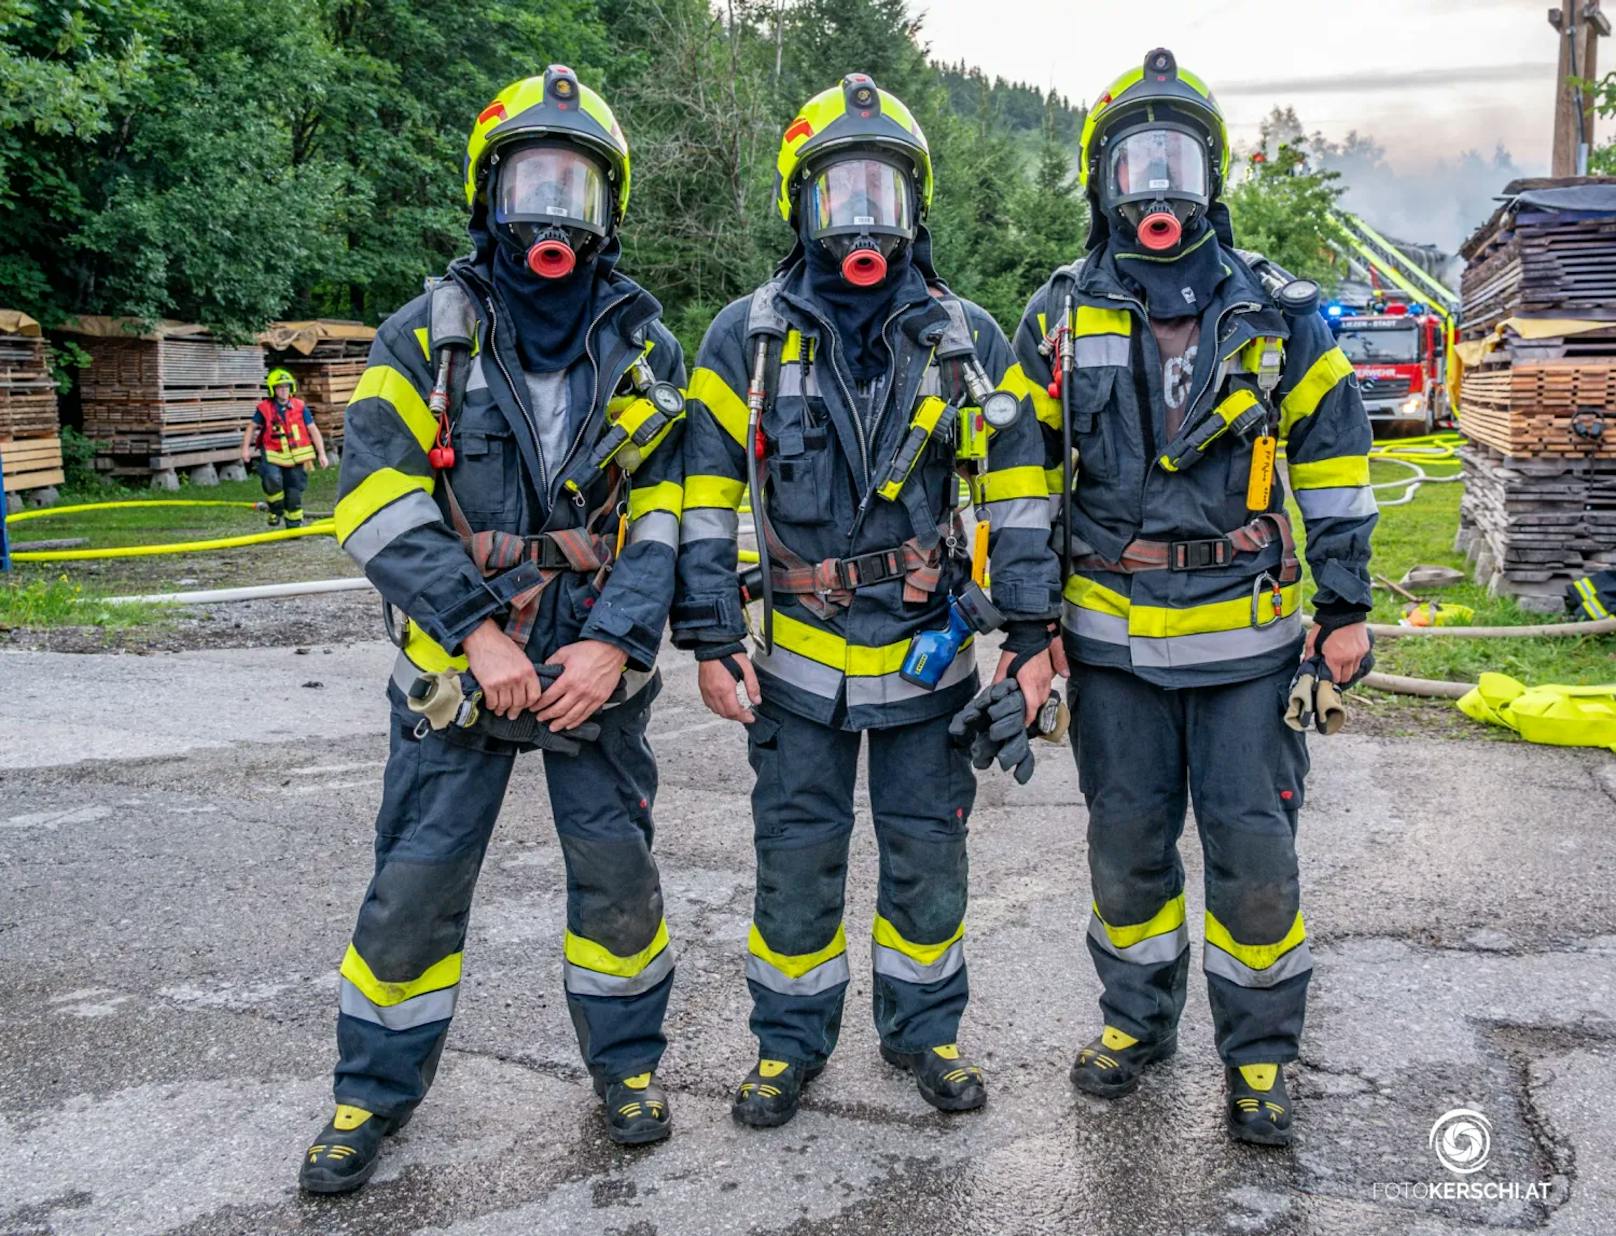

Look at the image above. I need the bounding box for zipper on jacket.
[553,291,636,510]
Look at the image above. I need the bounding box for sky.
[918,0,1612,249]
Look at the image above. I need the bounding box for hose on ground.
[10,520,335,562]
[5,499,262,525]
[1360,671,1472,699]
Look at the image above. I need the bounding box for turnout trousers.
[743,700,977,1068]
[258,459,308,523]
[331,677,672,1117]
[1072,662,1312,1065]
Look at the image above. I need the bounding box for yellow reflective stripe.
[1044,466,1066,494]
[1129,585,1301,638]
[1289,456,1371,489]
[564,919,670,977]
[771,610,918,676]
[413,327,430,363]
[1278,348,1353,437]
[1063,574,1131,618]
[351,364,436,453]
[688,367,749,447]
[978,465,1049,503]
[341,943,461,1006]
[685,474,745,509]
[748,922,846,977]
[628,480,683,520]
[1094,894,1186,950]
[1074,305,1132,337]
[999,362,1061,430]
[402,620,466,673]
[872,913,964,965]
[335,468,434,544]
[1204,910,1307,971]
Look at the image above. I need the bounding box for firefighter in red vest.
[241,368,329,527]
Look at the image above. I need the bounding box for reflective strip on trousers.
[680,507,739,544]
[1204,939,1314,989]
[745,952,851,996]
[872,937,965,985]
[1086,912,1190,968]
[339,977,458,1031]
[979,496,1048,531]
[564,944,675,998]
[844,641,976,709]
[629,510,678,549]
[1294,486,1378,521]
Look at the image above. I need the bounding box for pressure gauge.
[647,380,684,416]
[981,390,1021,430]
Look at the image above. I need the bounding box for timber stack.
[0,310,64,501]
[262,320,376,450]
[1455,178,1616,612]
[65,317,264,485]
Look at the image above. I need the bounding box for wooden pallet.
[1457,361,1616,458]
[1,434,64,493]
[0,328,58,438]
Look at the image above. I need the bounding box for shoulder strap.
[745,277,790,415]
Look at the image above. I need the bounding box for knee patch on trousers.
[876,829,967,948]
[353,850,481,979]
[560,835,664,958]
[754,835,848,956]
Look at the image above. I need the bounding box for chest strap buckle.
[1170,537,1234,570]
[832,548,907,591]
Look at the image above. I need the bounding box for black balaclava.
[800,218,927,382]
[489,230,620,372]
[1108,214,1227,320]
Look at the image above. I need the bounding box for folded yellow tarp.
[1458,672,1616,753]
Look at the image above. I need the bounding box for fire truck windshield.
[1336,322,1420,363]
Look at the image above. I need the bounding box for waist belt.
[768,541,947,609]
[1076,512,1300,584]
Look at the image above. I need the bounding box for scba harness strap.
[743,279,982,618]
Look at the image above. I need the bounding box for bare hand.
[463,620,543,719]
[698,654,760,723]
[1049,634,1070,678]
[317,454,330,469]
[537,639,628,733]
[993,647,1054,727]
[1305,620,1372,685]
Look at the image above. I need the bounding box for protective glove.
[1284,635,1376,736]
[951,679,1036,783]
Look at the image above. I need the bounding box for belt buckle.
[1251,571,1283,629]
[1170,537,1232,571]
[837,548,903,590]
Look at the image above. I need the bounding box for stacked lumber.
[0,310,63,494]
[262,320,376,448]
[65,317,264,477]
[1458,361,1616,458]
[1457,444,1616,611]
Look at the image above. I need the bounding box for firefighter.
[673,74,1061,1127]
[242,369,328,527]
[298,66,687,1193]
[1001,50,1376,1146]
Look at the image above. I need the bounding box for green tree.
[1224,139,1345,291]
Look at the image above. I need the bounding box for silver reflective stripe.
[629,510,678,549]
[871,938,964,985]
[465,354,489,392]
[1075,335,1130,367]
[1129,611,1302,669]
[753,642,843,700]
[980,496,1048,532]
[745,951,851,996]
[777,363,820,398]
[391,650,425,694]
[339,978,458,1031]
[1061,602,1130,646]
[1295,485,1378,520]
[342,488,442,569]
[563,944,674,998]
[1204,939,1314,989]
[680,508,739,544]
[917,365,942,398]
[1086,915,1190,967]
[845,644,976,709]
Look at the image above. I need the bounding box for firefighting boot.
[731,1059,822,1129]
[596,1072,672,1146]
[1069,1025,1178,1098]
[298,1104,411,1194]
[880,1043,987,1113]
[1226,1063,1295,1147]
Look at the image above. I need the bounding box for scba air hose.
[3,498,335,561]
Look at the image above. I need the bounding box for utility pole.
[1549,0,1611,176]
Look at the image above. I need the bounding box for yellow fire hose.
[5,499,263,525]
[9,520,336,562]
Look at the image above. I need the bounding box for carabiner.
[1251,572,1283,629]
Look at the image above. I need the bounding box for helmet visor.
[804,158,914,238]
[1105,129,1208,204]
[493,144,611,234]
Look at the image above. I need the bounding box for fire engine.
[1326,300,1449,432]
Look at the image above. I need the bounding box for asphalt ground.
[2,635,1614,1235]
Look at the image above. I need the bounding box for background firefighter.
[242,368,329,527]
[298,65,688,1193]
[1001,48,1376,1147]
[673,74,1062,1128]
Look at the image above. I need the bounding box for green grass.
[1291,459,1616,688]
[0,575,166,630]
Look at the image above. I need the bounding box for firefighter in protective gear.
[299,66,687,1193]
[242,368,328,527]
[1001,49,1375,1146]
[673,74,1061,1127]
